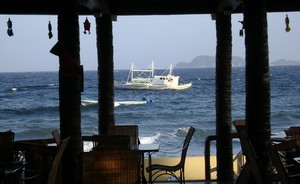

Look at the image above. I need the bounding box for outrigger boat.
[115,62,192,90]
[81,100,148,107]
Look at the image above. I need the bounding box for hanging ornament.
[83,17,91,34]
[238,20,244,37]
[48,21,53,39]
[7,18,14,37]
[285,14,291,32]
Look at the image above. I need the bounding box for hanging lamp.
[285,14,291,32]
[7,18,14,36]
[48,21,53,39]
[83,17,91,34]
[238,20,244,37]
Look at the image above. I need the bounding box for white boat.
[115,62,192,90]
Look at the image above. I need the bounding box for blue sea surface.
[1,66,300,157]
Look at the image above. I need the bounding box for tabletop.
[138,144,160,152]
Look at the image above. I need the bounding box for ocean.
[1,66,300,157]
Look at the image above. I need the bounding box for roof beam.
[0,0,300,15]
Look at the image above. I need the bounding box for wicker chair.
[234,120,300,184]
[91,135,131,151]
[52,129,61,145]
[15,137,70,184]
[233,120,264,184]
[82,150,140,184]
[146,127,195,184]
[284,126,300,140]
[109,125,139,149]
[267,140,300,184]
[0,131,15,163]
[1,131,26,183]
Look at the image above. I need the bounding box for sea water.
[1,66,300,157]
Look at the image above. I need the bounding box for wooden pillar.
[54,0,83,183]
[95,14,115,135]
[215,12,234,183]
[244,0,272,182]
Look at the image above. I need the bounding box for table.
[138,144,160,184]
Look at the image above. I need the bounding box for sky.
[0,12,300,72]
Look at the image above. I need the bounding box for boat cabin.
[153,75,180,87]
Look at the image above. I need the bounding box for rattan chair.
[82,150,141,184]
[20,137,70,184]
[109,125,139,149]
[146,127,195,184]
[0,131,26,183]
[234,120,300,184]
[267,140,300,184]
[0,131,15,162]
[52,129,61,145]
[91,135,131,151]
[233,120,264,184]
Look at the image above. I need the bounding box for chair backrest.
[52,129,61,145]
[47,137,70,184]
[179,127,195,167]
[0,131,15,162]
[109,125,139,149]
[0,131,14,141]
[233,120,263,184]
[92,135,130,150]
[284,126,300,139]
[82,150,140,184]
[266,142,290,184]
[273,139,300,156]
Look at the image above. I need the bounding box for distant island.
[175,55,300,69]
[269,59,300,66]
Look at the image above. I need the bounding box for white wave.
[83,134,160,151]
[167,127,190,138]
[177,127,190,133]
[84,141,94,152]
[139,133,161,144]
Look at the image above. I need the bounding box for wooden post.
[95,13,115,135]
[244,0,272,182]
[53,0,83,183]
[215,12,234,183]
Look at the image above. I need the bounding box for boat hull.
[115,62,192,90]
[115,82,192,90]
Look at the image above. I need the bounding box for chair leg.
[181,168,185,184]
